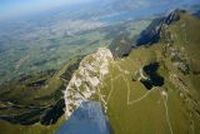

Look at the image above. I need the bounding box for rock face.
[136,9,183,46]
[136,17,163,46]
[64,48,113,118]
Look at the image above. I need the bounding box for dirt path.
[106,74,122,103]
[159,89,174,134]
[105,63,175,133]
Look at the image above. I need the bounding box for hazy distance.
[0,0,93,20]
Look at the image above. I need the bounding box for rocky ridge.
[136,9,183,46]
[64,48,113,118]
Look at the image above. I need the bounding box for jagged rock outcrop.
[109,9,186,58]
[136,9,184,46]
[64,48,113,118]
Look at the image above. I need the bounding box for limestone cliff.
[64,48,113,118]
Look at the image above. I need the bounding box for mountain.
[136,9,182,46]
[62,9,200,134]
[108,9,185,58]
[98,9,200,134]
[1,7,200,134]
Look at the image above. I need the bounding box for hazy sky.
[0,0,199,20]
[0,0,93,19]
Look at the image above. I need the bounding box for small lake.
[56,101,111,134]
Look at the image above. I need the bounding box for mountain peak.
[136,8,187,46]
[165,9,186,24]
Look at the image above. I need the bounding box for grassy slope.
[0,57,81,133]
[0,12,200,134]
[168,13,200,95]
[0,116,65,134]
[0,18,151,133]
[99,13,200,134]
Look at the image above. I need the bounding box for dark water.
[141,62,164,90]
[56,101,111,134]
